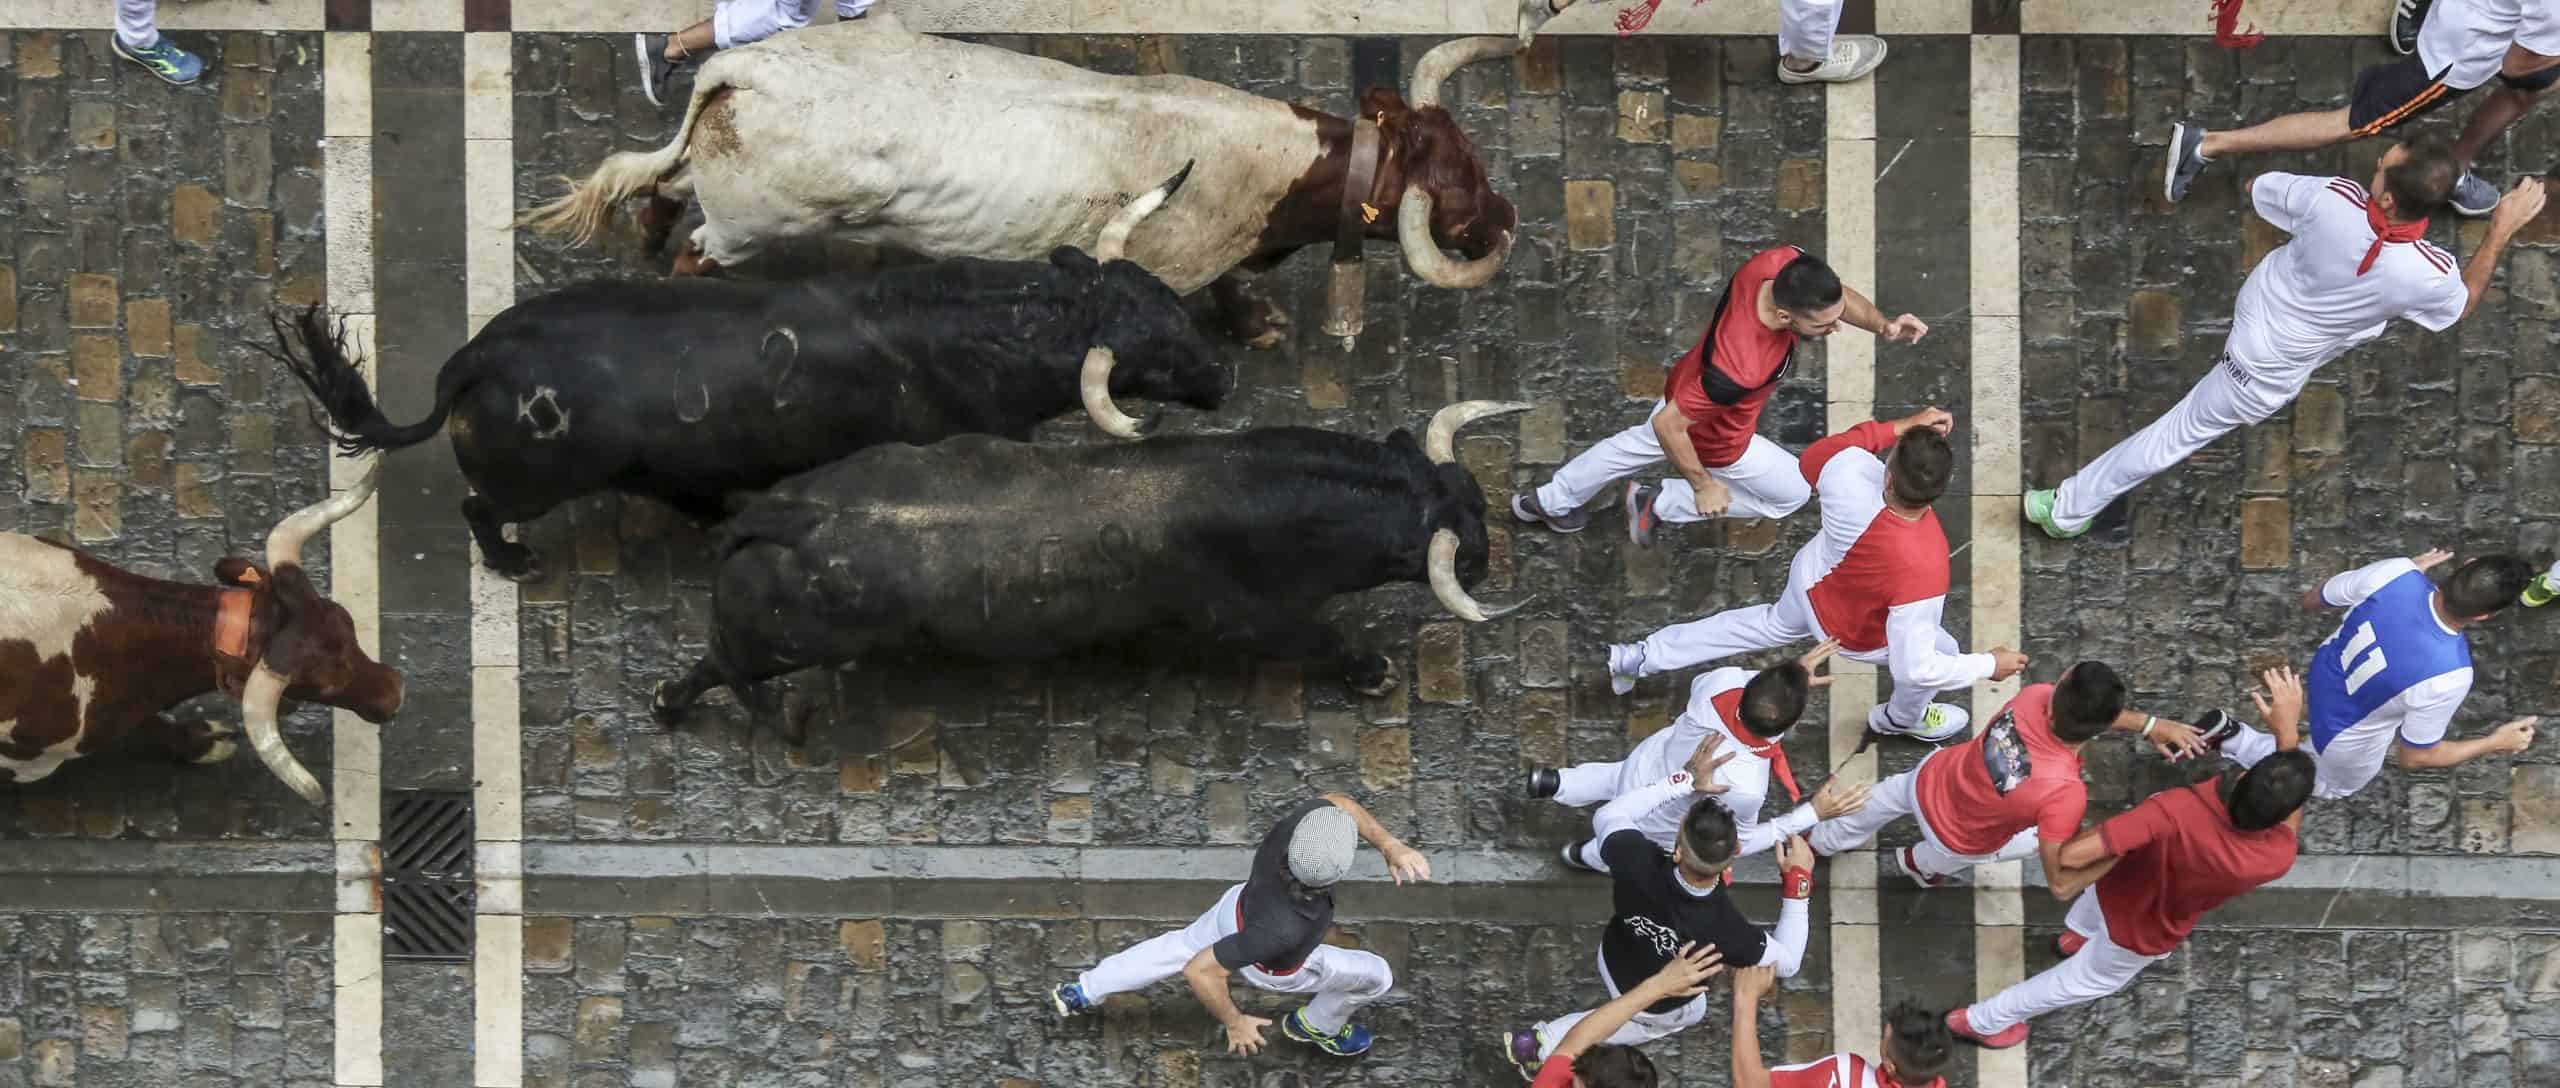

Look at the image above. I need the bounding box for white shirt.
[2420,0,2560,91]
[2307,558,2474,780]
[1597,668,1819,860]
[2231,175,2468,396]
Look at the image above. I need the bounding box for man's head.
[2371,137,2461,222]
[1740,663,1815,738]
[1884,429,1955,508]
[2048,660,2127,744]
[2225,749,2316,831]
[2439,554,2534,621]
[1672,795,1740,885]
[1567,1043,1659,1088]
[1769,254,1847,340]
[1880,1001,1957,1083]
[1286,805,1359,892]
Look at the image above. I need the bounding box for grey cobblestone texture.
[2016,37,2560,1087]
[0,912,335,1088]
[0,30,341,839]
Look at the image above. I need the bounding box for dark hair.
[1741,664,1813,738]
[2049,661,2126,742]
[2441,554,2533,618]
[1573,1043,1660,1088]
[1888,429,1955,506]
[1679,796,1740,872]
[1883,1001,1956,1080]
[2382,136,2461,220]
[2226,750,2315,831]
[1771,254,1844,313]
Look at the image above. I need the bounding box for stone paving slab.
[0,912,337,1088]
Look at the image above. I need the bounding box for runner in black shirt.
[1053,793,1432,1060]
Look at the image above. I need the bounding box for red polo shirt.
[1664,245,1803,467]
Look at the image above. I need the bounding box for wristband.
[2141,715,2157,738]
[1781,865,1813,899]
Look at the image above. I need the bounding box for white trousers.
[1779,0,1844,61]
[2052,356,2297,531]
[1075,883,1393,1034]
[115,0,157,48]
[1804,752,2039,877]
[1634,589,1962,733]
[2220,721,2374,801]
[1535,400,1811,525]
[1964,888,2168,1034]
[713,0,876,49]
[1554,721,1701,864]
[1532,946,1707,1058]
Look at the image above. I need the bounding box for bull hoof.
[651,684,691,728]
[1347,654,1399,698]
[188,720,241,765]
[492,553,546,584]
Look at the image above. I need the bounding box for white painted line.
[1969,34,2027,1088]
[2022,0,2388,35]
[0,0,323,29]
[474,915,525,1088]
[1877,0,1971,34]
[465,139,516,323]
[1823,72,1883,1068]
[334,913,385,1086]
[473,666,523,841]
[373,0,465,32]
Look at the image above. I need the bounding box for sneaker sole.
[2165,123,2188,203]
[1511,495,1588,534]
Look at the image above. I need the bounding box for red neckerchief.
[2357,195,2429,277]
[1711,688,1801,803]
[212,588,257,664]
[2211,0,2263,47]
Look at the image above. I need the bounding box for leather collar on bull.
[1322,116,1386,345]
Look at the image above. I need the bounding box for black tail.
[256,303,455,457]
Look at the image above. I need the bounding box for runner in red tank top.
[1730,965,1955,1088]
[1513,249,1929,549]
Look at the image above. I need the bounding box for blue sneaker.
[1049,981,1093,1019]
[1281,1009,1374,1056]
[112,34,205,86]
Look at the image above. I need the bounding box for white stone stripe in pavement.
[1823,72,1883,1068]
[1968,32,2028,1088]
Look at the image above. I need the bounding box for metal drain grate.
[382,791,475,962]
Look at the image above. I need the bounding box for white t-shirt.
[2229,174,2468,396]
[2420,0,2560,91]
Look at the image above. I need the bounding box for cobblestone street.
[4,5,2560,1087]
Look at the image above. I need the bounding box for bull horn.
[1408,36,1519,110]
[1427,528,1521,623]
[241,662,326,805]
[1424,399,1534,464]
[1096,160,1197,263]
[1081,346,1147,440]
[1397,185,1516,289]
[265,456,383,569]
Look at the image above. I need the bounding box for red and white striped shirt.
[1786,422,1993,694]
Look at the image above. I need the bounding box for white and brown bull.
[518,15,1520,347]
[0,462,402,804]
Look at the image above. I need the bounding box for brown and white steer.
[0,461,403,804]
[518,16,1521,347]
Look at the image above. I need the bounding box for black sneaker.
[636,33,685,107]
[1512,491,1592,534]
[1559,838,1601,873]
[2193,708,2244,751]
[2391,0,2432,55]
[1525,767,1561,799]
[2164,121,2210,204]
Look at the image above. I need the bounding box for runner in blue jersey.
[2200,548,2538,799]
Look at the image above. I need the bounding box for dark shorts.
[2351,54,2560,137]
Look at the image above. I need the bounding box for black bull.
[267,242,1230,582]
[651,402,1535,742]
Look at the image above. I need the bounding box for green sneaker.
[112,34,205,85]
[2021,489,2086,540]
[2524,572,2557,608]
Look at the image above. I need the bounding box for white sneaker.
[1873,702,1970,742]
[1777,35,1888,85]
[1607,643,1645,695]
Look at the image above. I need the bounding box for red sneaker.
[1946,1008,2029,1049]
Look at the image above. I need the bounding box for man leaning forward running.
[2030,140,2543,538]
[1607,408,2025,742]
[1049,793,1429,1059]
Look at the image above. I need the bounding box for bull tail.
[515,72,727,247]
[259,303,452,456]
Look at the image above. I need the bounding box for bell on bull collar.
[1322,258,1367,347]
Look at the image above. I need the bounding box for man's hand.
[2492,177,2548,236]
[2411,548,2454,572]
[1881,314,1929,343]
[2492,716,2541,755]
[1893,407,1955,436]
[1640,942,1726,1000]
[1778,833,1815,874]
[1224,1015,1272,1056]
[2251,665,2306,734]
[1797,639,1841,687]
[1812,776,1871,820]
[1692,475,1733,518]
[1989,647,2029,681]
[1732,964,1778,1005]
[1685,733,1736,792]
[2144,716,2209,762]
[1383,843,1433,885]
